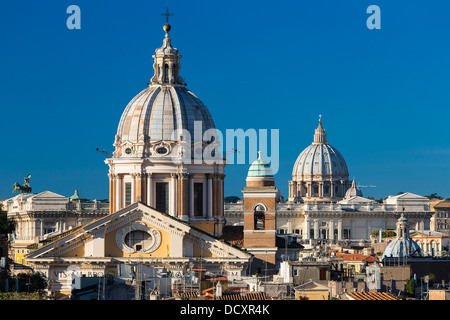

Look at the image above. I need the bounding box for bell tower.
[243,152,279,275]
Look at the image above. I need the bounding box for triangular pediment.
[27,202,251,262]
[338,196,375,204]
[387,192,427,200]
[34,190,67,199]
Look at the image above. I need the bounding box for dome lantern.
[313,116,327,144]
[113,18,215,158]
[150,22,185,86]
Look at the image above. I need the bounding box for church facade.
[26,202,250,297]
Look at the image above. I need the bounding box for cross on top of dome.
[161,6,174,36]
[313,115,327,144]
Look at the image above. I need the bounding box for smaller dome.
[69,189,82,201]
[382,238,421,260]
[344,179,363,199]
[381,213,421,262]
[247,152,273,178]
[246,152,274,187]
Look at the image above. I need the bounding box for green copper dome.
[69,189,82,201]
[247,152,273,177]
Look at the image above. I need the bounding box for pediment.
[387,192,427,200]
[338,196,375,204]
[27,202,250,261]
[34,190,67,199]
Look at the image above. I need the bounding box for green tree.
[0,205,15,234]
[371,230,396,238]
[16,272,48,294]
[424,193,443,200]
[224,196,240,203]
[405,279,415,296]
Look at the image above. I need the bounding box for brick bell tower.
[243,152,280,276]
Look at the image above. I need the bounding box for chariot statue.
[12,174,32,194]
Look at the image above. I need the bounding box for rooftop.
[345,292,399,300]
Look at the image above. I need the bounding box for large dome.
[112,25,217,159]
[105,23,226,237]
[116,86,215,143]
[288,118,351,202]
[292,119,349,179]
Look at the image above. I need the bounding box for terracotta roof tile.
[217,292,267,300]
[346,292,399,300]
[336,253,379,263]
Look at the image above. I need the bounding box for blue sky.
[1,0,450,201]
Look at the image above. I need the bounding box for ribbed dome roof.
[381,213,421,261]
[292,119,349,178]
[115,25,215,144]
[116,86,215,142]
[382,238,421,260]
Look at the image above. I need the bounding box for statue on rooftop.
[12,174,32,194]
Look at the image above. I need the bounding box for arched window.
[254,204,266,230]
[164,64,169,83]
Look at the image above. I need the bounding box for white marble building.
[225,120,433,245]
[3,190,108,264]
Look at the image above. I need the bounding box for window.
[164,64,169,83]
[124,230,152,252]
[343,229,351,239]
[254,211,265,230]
[193,183,203,217]
[155,182,169,214]
[320,268,327,281]
[125,182,132,206]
